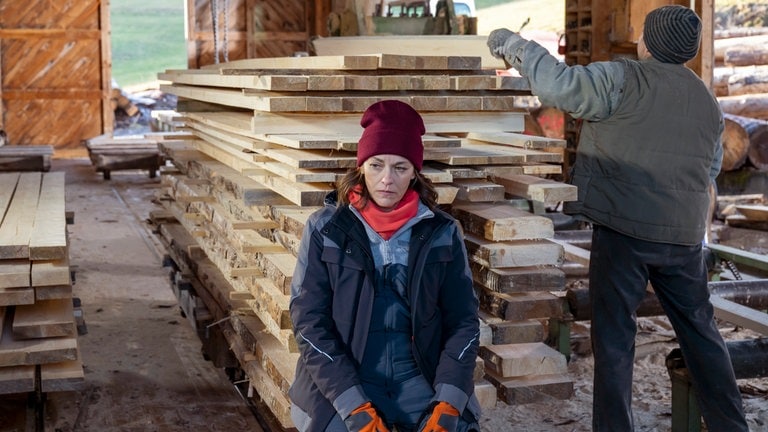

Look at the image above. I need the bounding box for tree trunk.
[712,65,768,97]
[724,45,768,67]
[716,27,768,39]
[722,113,751,171]
[718,92,768,120]
[724,65,768,96]
[714,35,768,65]
[725,113,768,171]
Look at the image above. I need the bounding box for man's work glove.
[487,28,526,68]
[417,401,460,432]
[344,401,389,432]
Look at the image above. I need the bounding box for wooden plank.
[0,308,78,367]
[465,131,566,149]
[311,35,508,70]
[31,258,71,288]
[479,342,567,377]
[41,357,86,392]
[485,370,574,405]
[477,288,563,321]
[255,147,356,170]
[0,260,30,289]
[490,173,578,204]
[249,172,332,206]
[0,172,41,259]
[735,204,768,221]
[464,233,564,269]
[29,172,67,260]
[0,287,34,307]
[258,253,296,296]
[451,201,554,241]
[549,238,591,267]
[206,55,382,71]
[470,262,566,294]
[250,112,526,135]
[485,317,546,345]
[248,277,291,329]
[12,298,76,339]
[451,179,505,202]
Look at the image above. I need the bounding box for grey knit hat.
[643,5,701,64]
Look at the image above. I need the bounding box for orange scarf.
[349,187,419,240]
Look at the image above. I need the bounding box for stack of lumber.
[0,145,53,172]
[151,53,578,428]
[0,172,83,395]
[719,193,768,231]
[84,132,192,180]
[712,32,768,171]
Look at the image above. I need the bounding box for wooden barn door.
[186,0,331,68]
[0,0,112,154]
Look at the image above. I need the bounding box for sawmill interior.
[0,0,767,431]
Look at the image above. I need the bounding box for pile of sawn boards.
[0,172,83,396]
[151,53,579,429]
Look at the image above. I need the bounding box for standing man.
[487,5,748,432]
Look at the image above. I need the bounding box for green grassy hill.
[110,0,186,88]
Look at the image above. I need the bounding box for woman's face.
[362,154,416,211]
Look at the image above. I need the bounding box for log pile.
[152,53,578,429]
[0,172,83,396]
[713,27,768,172]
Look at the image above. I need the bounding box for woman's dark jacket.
[289,193,480,431]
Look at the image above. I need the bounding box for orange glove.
[344,401,390,432]
[418,401,460,432]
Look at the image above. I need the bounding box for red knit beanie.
[356,100,425,171]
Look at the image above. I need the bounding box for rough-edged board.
[12,298,76,339]
[451,201,554,241]
[464,233,564,269]
[470,262,566,294]
[479,342,567,377]
[29,172,67,261]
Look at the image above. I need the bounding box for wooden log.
[722,113,752,171]
[718,92,768,120]
[716,27,768,39]
[727,66,768,96]
[724,45,768,67]
[714,35,768,65]
[726,113,768,170]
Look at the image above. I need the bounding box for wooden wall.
[186,0,332,69]
[0,0,112,152]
